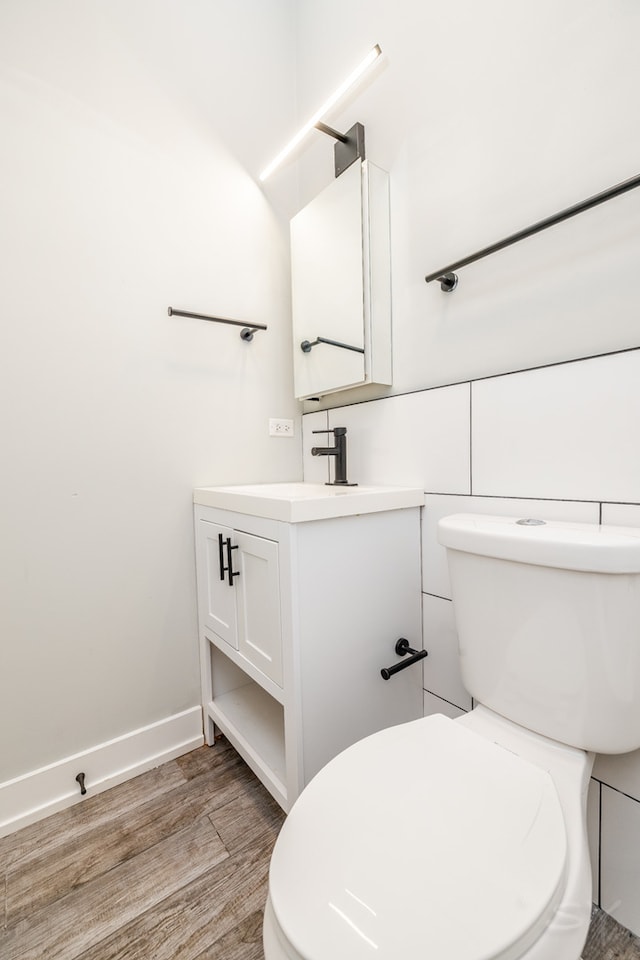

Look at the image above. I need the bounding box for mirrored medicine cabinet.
[290,158,392,400]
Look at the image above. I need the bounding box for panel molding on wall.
[0,706,203,838]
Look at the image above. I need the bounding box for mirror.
[290,159,391,399]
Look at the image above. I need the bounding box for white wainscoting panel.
[422,594,472,711]
[593,509,640,799]
[301,410,330,484]
[472,350,640,502]
[594,750,640,805]
[325,384,471,492]
[423,690,467,721]
[601,503,640,528]
[600,785,640,936]
[422,494,599,599]
[587,779,601,905]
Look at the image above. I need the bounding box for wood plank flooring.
[1,738,638,959]
[0,739,283,960]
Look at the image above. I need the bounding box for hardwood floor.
[585,909,640,960]
[0,739,284,960]
[0,738,638,960]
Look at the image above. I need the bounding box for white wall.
[0,0,300,786]
[287,0,640,405]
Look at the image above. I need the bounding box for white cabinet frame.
[195,504,422,812]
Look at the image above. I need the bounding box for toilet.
[263,514,640,960]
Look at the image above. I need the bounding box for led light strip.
[259,44,382,181]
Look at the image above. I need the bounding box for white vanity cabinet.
[194,484,423,812]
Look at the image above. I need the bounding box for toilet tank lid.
[438,513,640,573]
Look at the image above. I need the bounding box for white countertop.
[193,482,424,523]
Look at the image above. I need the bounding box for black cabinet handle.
[218,533,227,581]
[218,533,240,586]
[381,638,428,680]
[225,538,240,587]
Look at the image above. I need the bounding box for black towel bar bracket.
[168,307,267,341]
[425,169,640,291]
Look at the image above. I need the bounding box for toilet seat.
[268,714,568,960]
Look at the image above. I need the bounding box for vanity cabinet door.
[198,519,282,686]
[197,520,238,649]
[235,531,282,687]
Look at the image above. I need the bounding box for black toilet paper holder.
[381,638,428,680]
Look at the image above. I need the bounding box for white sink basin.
[193,482,424,523]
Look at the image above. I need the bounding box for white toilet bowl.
[264,707,594,960]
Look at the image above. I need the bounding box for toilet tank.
[438,514,640,754]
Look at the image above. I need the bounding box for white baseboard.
[0,706,204,838]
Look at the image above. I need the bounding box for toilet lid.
[269,715,568,960]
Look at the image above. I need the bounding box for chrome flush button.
[516,518,546,526]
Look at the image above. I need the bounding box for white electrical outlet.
[269,418,294,437]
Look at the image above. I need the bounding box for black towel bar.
[425,169,640,291]
[168,306,267,341]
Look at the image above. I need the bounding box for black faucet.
[311,427,357,486]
